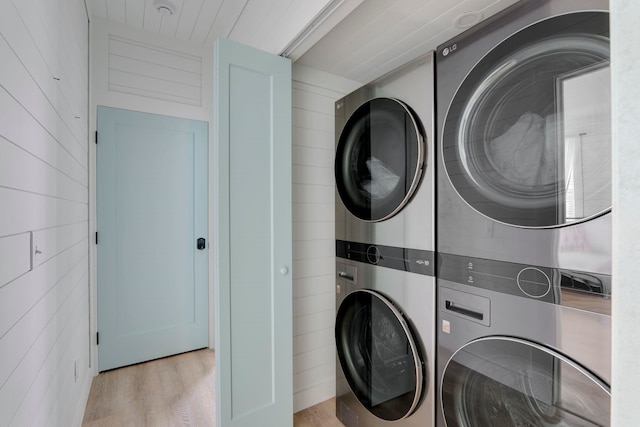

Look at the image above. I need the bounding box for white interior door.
[96,106,208,372]
[214,38,293,427]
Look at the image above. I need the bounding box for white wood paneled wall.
[90,17,212,122]
[291,65,361,412]
[0,0,91,426]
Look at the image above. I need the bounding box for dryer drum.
[335,289,424,421]
[442,11,611,228]
[335,97,425,222]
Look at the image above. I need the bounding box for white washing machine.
[334,54,436,427]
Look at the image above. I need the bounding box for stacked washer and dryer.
[434,1,613,426]
[333,1,613,426]
[334,54,436,427]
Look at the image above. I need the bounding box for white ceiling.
[84,0,363,56]
[85,0,519,84]
[298,0,520,83]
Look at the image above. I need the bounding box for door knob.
[197,238,206,250]
[280,266,289,275]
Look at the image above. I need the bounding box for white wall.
[89,18,212,122]
[611,1,640,425]
[0,0,91,426]
[291,64,361,411]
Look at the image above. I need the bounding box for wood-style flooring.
[82,348,342,426]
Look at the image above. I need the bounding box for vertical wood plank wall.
[0,0,91,426]
[291,65,360,411]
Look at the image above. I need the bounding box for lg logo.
[442,43,458,57]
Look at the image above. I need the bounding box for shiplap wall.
[0,0,91,426]
[90,17,212,122]
[291,65,360,411]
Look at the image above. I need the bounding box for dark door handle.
[197,238,206,250]
[445,300,483,320]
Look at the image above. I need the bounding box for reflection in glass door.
[558,64,612,223]
[440,12,611,228]
[335,98,425,222]
[335,289,424,421]
[440,337,610,427]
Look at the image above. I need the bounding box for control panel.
[336,240,435,276]
[438,253,611,305]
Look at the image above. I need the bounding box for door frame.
[88,20,216,374]
[95,106,210,371]
[88,103,216,374]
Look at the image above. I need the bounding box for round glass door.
[335,97,425,222]
[335,289,424,420]
[441,337,610,426]
[442,12,610,227]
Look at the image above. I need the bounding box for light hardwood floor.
[82,349,342,426]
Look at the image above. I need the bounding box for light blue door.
[214,38,292,427]
[97,107,208,372]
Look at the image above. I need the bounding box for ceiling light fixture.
[154,0,175,16]
[280,0,346,58]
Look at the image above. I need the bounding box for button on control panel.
[517,267,552,298]
[366,245,381,264]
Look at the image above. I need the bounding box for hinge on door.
[97,332,99,345]
[95,232,98,244]
[95,130,98,144]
